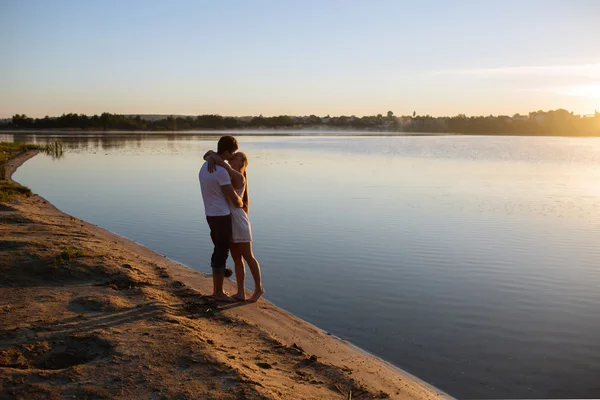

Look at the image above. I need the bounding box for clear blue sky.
[1,0,599,118]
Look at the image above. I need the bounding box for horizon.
[2,0,599,118]
[3,107,599,121]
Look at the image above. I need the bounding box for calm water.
[6,133,600,398]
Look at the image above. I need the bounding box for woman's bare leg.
[230,243,246,301]
[239,242,264,302]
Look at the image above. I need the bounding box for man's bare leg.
[212,268,232,297]
[212,269,235,302]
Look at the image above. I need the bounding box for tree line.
[4,113,296,131]
[2,109,599,136]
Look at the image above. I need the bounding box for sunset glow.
[1,0,599,118]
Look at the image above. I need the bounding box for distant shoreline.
[4,109,598,137]
[1,128,452,137]
[2,129,599,138]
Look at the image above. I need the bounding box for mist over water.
[7,133,600,398]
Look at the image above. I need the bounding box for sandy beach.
[1,151,452,399]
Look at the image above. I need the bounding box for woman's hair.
[242,170,249,211]
[237,152,250,211]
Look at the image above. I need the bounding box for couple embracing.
[199,135,264,303]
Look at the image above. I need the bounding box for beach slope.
[0,151,451,399]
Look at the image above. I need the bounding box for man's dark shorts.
[206,214,232,274]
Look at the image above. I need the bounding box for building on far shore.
[397,116,413,128]
[511,114,529,122]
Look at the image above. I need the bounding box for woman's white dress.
[229,183,252,243]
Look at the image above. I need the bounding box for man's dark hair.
[217,135,238,154]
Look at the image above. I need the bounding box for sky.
[1,0,599,118]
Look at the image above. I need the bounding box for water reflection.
[7,133,600,398]
[0,132,231,153]
[41,141,65,160]
[5,132,599,164]
[2,134,137,151]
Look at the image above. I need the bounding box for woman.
[205,151,264,302]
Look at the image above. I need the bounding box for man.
[199,135,244,301]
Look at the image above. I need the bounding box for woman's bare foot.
[213,293,236,302]
[233,292,247,302]
[247,287,265,303]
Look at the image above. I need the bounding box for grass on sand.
[0,142,41,164]
[0,181,32,202]
[0,142,63,201]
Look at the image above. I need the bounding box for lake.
[5,132,600,398]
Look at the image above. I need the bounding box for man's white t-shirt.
[199,163,231,216]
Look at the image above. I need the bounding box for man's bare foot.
[213,293,236,302]
[247,287,265,303]
[233,292,247,302]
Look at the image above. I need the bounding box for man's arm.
[221,184,243,208]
